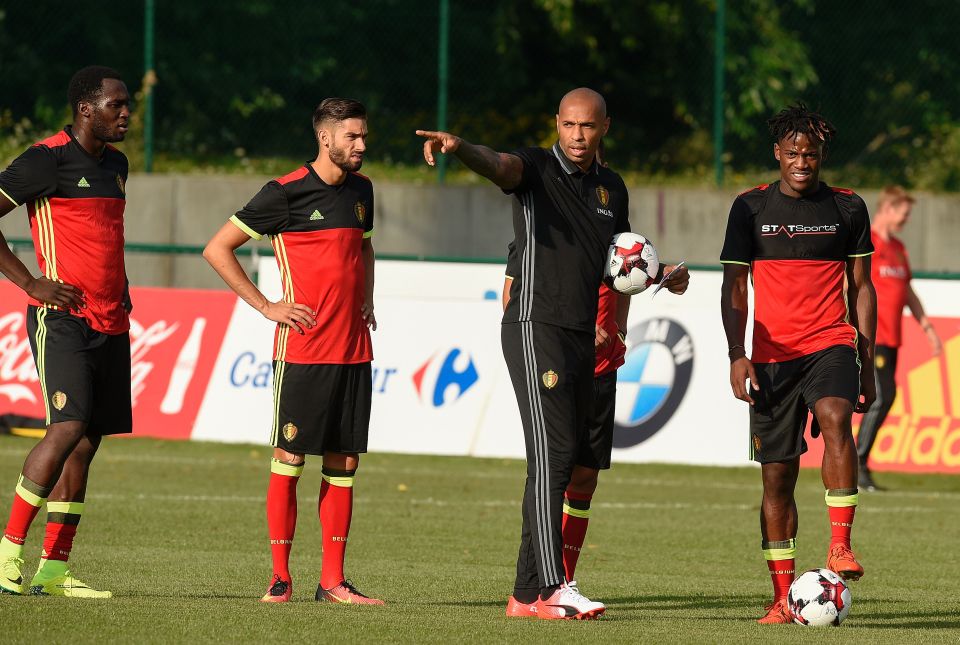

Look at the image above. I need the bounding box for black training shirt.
[501,143,630,333]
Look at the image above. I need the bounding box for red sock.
[825,489,858,548]
[42,501,83,562]
[767,559,796,601]
[828,506,856,547]
[3,475,51,546]
[319,468,354,589]
[561,489,592,581]
[762,538,796,602]
[266,460,302,582]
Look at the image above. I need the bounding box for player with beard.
[720,104,877,623]
[204,98,381,605]
[0,66,131,598]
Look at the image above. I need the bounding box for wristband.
[728,344,745,360]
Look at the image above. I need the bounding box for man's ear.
[773,143,781,162]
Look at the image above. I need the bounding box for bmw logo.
[613,318,694,448]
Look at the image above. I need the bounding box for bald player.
[416,88,629,620]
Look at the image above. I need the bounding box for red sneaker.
[827,543,864,581]
[757,598,792,624]
[505,595,538,617]
[316,579,385,605]
[535,581,605,620]
[260,575,292,603]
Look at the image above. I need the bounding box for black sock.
[539,584,560,601]
[513,587,539,604]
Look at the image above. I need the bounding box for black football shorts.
[26,305,132,435]
[749,344,860,464]
[270,361,372,456]
[575,369,618,470]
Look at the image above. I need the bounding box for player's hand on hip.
[594,324,611,349]
[729,356,757,405]
[415,130,461,166]
[27,277,84,311]
[661,264,690,294]
[361,302,377,331]
[260,301,316,335]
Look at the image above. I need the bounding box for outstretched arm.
[846,255,877,412]
[203,221,316,334]
[721,263,757,405]
[415,130,524,190]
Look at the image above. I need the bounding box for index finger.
[415,130,437,139]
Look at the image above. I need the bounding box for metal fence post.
[144,0,156,173]
[436,0,450,184]
[713,0,725,187]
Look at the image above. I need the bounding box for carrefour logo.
[613,318,693,448]
[412,348,478,407]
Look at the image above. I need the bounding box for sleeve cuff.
[229,215,263,240]
[719,260,751,266]
[363,229,374,239]
[848,251,874,258]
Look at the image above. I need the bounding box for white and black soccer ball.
[604,232,659,296]
[787,568,852,627]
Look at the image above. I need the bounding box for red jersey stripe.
[34,130,71,149]
[276,167,309,185]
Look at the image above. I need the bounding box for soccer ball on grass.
[604,232,659,295]
[787,568,852,626]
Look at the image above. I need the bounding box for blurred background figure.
[856,186,942,491]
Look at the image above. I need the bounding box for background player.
[857,185,942,491]
[502,241,688,618]
[417,88,628,620]
[204,98,382,605]
[0,66,131,598]
[720,104,877,624]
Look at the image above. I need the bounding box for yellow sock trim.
[762,538,796,561]
[825,492,859,507]
[15,477,46,508]
[270,459,304,477]
[321,473,354,488]
[46,501,84,515]
[562,503,591,519]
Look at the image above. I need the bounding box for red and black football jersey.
[872,231,911,347]
[720,181,874,363]
[231,164,374,365]
[0,126,129,334]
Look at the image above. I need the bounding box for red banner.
[800,316,960,474]
[0,282,234,439]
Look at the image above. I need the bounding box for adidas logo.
[77,177,90,188]
[310,210,324,221]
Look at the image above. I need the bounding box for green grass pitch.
[1,435,959,643]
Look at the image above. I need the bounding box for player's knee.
[42,421,87,451]
[323,451,359,471]
[273,447,305,466]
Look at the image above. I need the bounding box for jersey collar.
[551,142,599,176]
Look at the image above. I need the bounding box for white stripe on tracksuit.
[518,191,561,586]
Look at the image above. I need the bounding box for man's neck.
[70,123,106,158]
[872,218,893,241]
[311,157,348,186]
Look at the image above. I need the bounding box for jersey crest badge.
[354,201,366,225]
[77,177,90,188]
[282,422,298,442]
[596,186,609,207]
[542,370,559,389]
[116,174,125,195]
[52,391,68,411]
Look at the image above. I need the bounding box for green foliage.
[3,1,960,189]
[1,435,958,641]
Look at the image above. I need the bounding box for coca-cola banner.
[0,282,234,439]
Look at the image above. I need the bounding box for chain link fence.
[2,1,959,189]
